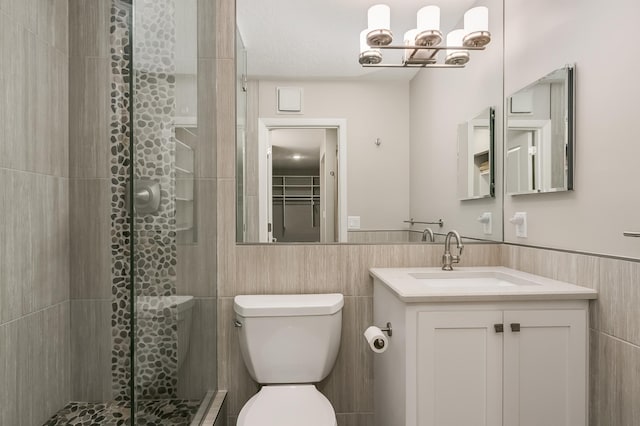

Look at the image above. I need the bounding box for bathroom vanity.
[369,267,597,426]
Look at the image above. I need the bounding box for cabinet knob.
[494,324,504,333]
[510,323,521,332]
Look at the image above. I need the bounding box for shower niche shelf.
[176,128,196,245]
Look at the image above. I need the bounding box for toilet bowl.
[233,293,344,426]
[238,385,336,426]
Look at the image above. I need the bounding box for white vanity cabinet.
[417,308,587,426]
[370,267,596,426]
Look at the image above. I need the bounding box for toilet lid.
[237,385,336,426]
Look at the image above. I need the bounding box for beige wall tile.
[0,171,69,322]
[232,244,344,297]
[198,0,217,59]
[216,59,236,179]
[216,0,235,60]
[0,319,19,425]
[0,19,30,172]
[339,244,442,297]
[0,0,37,33]
[336,413,375,426]
[36,0,68,54]
[317,297,373,414]
[69,57,110,178]
[245,80,259,198]
[218,179,237,295]
[68,0,110,58]
[218,297,259,414]
[31,39,69,177]
[17,303,70,426]
[178,298,218,399]
[70,300,112,402]
[177,179,218,297]
[197,59,217,178]
[70,179,111,299]
[590,332,640,426]
[502,245,601,286]
[598,258,640,346]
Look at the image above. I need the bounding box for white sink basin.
[369,267,598,302]
[408,271,541,288]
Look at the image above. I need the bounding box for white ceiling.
[237,0,478,81]
[270,128,325,171]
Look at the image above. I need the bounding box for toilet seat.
[237,385,337,426]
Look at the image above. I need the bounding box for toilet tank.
[234,293,344,384]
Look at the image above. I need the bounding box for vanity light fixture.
[360,4,490,69]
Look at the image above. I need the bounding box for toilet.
[233,293,344,426]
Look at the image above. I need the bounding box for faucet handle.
[452,243,463,264]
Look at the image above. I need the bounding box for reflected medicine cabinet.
[458,107,496,200]
[505,65,575,195]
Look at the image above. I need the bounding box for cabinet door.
[417,311,503,426]
[503,310,587,426]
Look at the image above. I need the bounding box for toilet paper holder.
[380,322,392,337]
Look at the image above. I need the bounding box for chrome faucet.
[442,230,464,271]
[421,228,434,242]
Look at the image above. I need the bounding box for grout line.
[503,242,640,263]
[594,330,640,350]
[0,299,70,328]
[0,166,69,180]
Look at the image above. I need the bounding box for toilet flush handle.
[234,319,243,328]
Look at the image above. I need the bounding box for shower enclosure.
[44,0,218,424]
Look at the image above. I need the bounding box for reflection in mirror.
[458,107,495,200]
[269,128,340,243]
[236,0,504,244]
[505,65,574,195]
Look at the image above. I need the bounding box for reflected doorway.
[257,119,348,243]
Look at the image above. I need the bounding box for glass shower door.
[128,0,216,424]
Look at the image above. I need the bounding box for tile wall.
[0,0,71,424]
[501,244,640,426]
[68,0,113,403]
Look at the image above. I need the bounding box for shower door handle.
[126,179,161,214]
[623,232,640,237]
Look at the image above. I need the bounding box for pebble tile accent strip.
[109,0,180,401]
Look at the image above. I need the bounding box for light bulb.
[445,29,469,65]
[463,6,491,47]
[417,6,440,32]
[368,4,390,31]
[366,4,393,46]
[415,5,442,46]
[464,6,488,34]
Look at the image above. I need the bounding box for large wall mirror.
[236,0,504,244]
[505,65,575,195]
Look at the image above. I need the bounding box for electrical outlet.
[509,212,527,238]
[477,212,492,235]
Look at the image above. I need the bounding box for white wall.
[409,0,503,240]
[257,79,411,230]
[504,0,640,258]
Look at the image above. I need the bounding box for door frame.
[258,118,348,242]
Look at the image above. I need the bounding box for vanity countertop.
[369,266,598,303]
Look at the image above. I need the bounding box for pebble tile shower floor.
[43,400,201,426]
